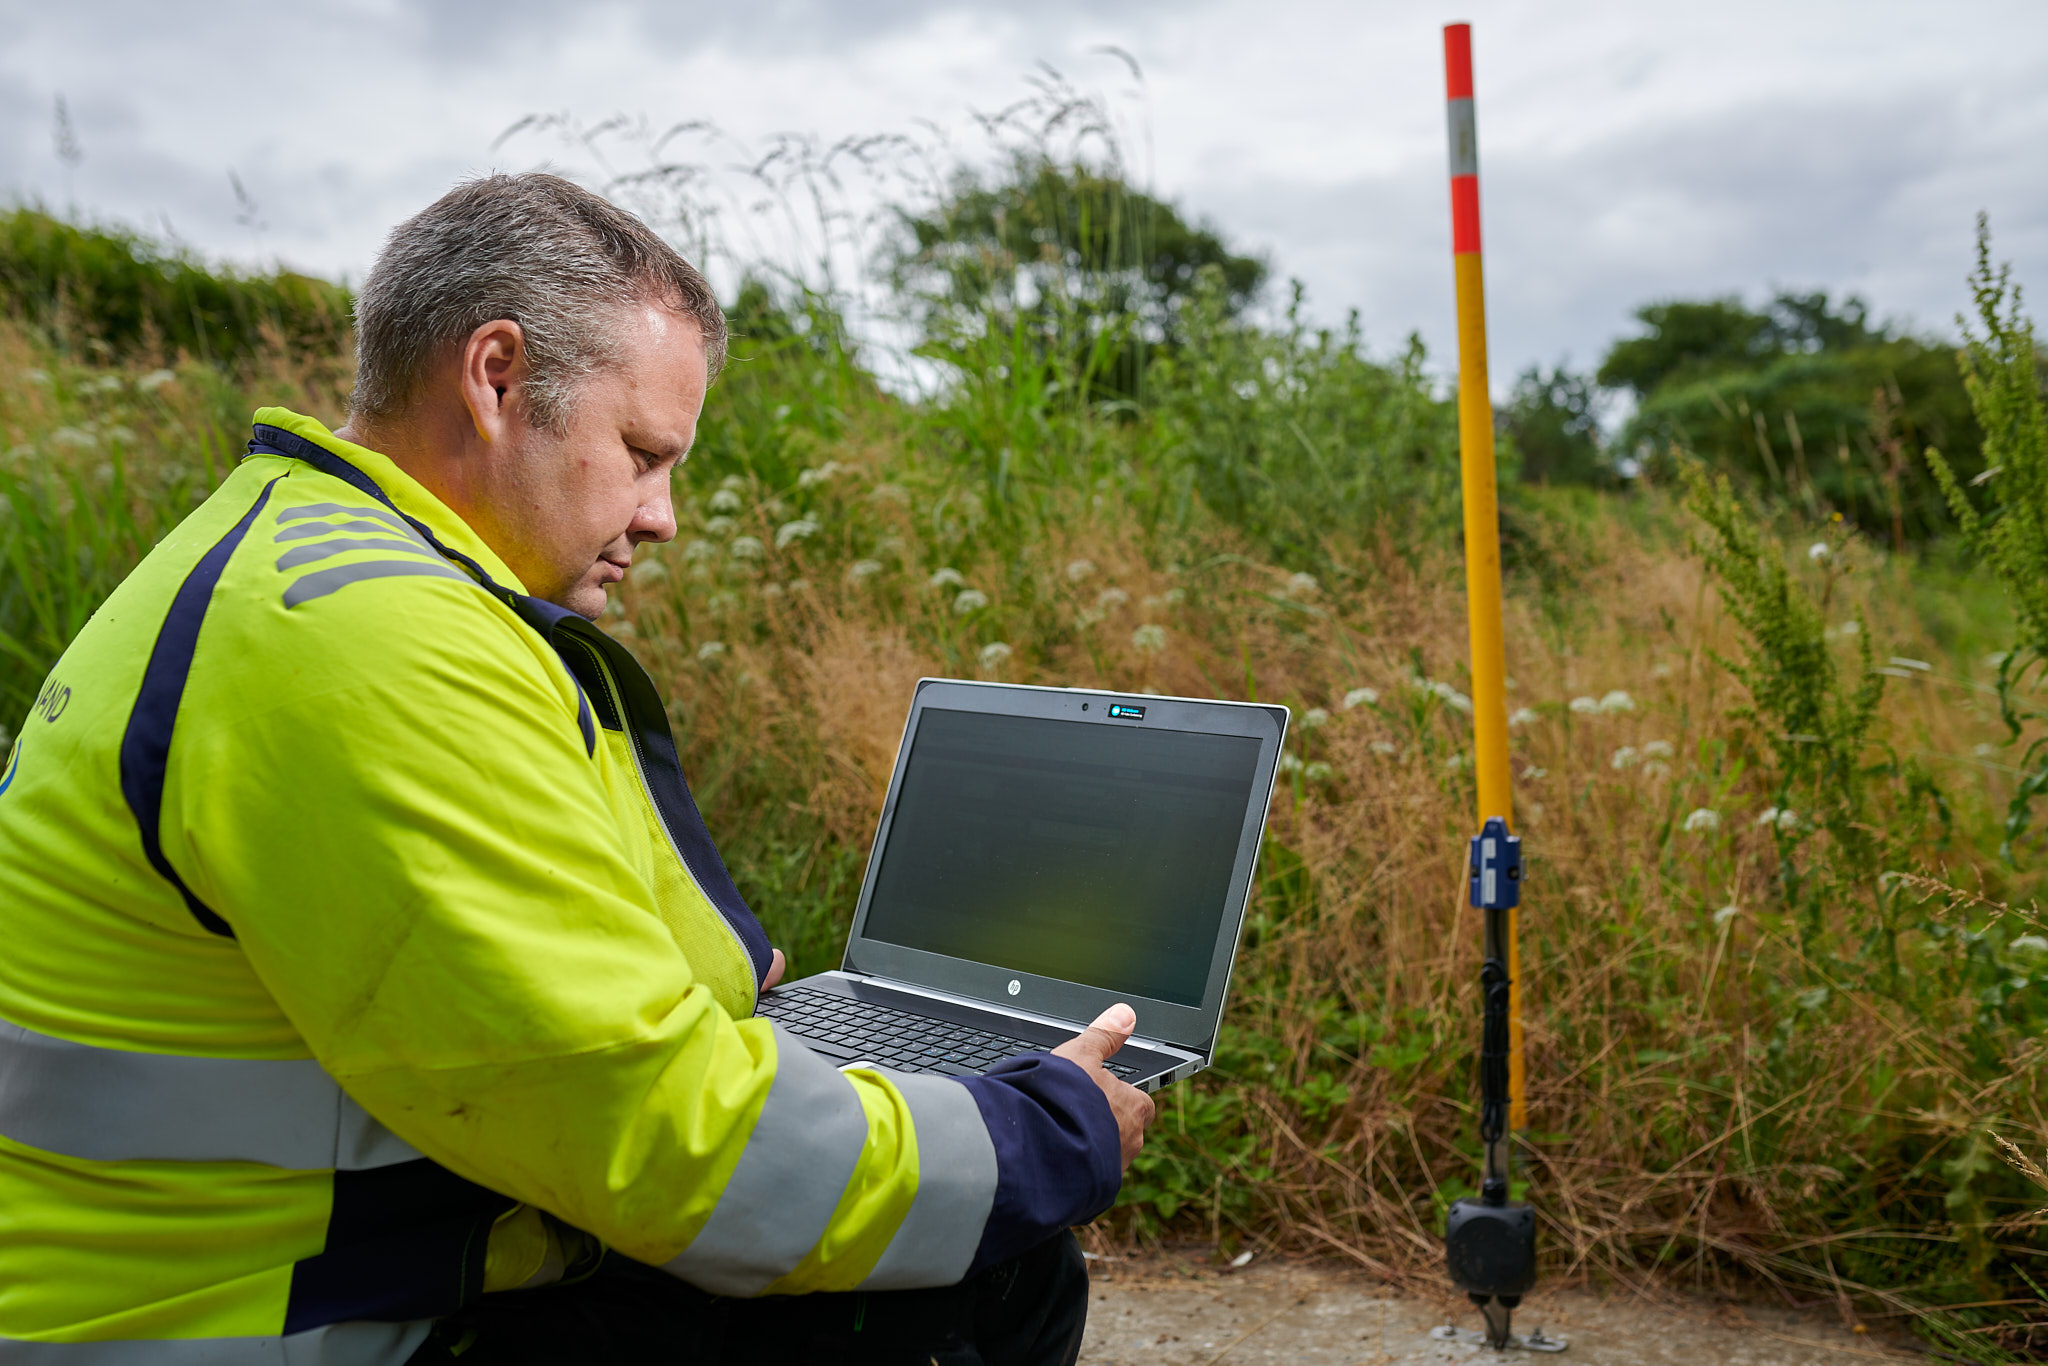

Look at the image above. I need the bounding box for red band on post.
[1444,23,1474,100]
[1450,176,1481,255]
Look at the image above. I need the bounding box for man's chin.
[551,577,612,621]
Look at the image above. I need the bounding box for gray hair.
[350,172,727,432]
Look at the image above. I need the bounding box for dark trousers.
[407,1231,1089,1366]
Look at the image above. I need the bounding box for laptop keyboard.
[756,986,1140,1080]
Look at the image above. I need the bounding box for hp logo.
[1007,979,1021,997]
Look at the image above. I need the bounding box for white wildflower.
[705,515,737,536]
[1301,708,1329,730]
[628,560,667,586]
[1370,741,1400,757]
[681,538,717,563]
[869,482,910,504]
[1611,745,1640,770]
[1343,687,1379,710]
[953,589,989,615]
[1974,743,1996,758]
[1096,587,1129,609]
[1569,695,1599,715]
[51,427,94,448]
[1065,558,1096,582]
[928,567,965,589]
[845,559,883,583]
[1642,739,1675,759]
[762,583,785,601]
[1285,571,1319,597]
[728,536,764,561]
[1508,707,1539,728]
[1444,752,1473,773]
[138,368,177,391]
[1713,904,1741,926]
[1164,587,1187,605]
[774,518,819,549]
[1131,624,1168,653]
[708,488,743,514]
[1521,766,1547,780]
[1303,761,1334,782]
[1807,541,1831,562]
[1683,808,1721,833]
[2010,935,2048,958]
[978,642,1013,669]
[1277,753,1304,774]
[1597,690,1636,714]
[695,641,726,662]
[795,461,842,488]
[1642,760,1671,779]
[1756,807,1800,831]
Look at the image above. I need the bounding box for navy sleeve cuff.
[955,1053,1122,1276]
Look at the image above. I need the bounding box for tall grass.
[2,193,2043,1358]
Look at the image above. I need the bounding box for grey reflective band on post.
[854,1071,996,1290]
[0,1320,429,1365]
[661,1024,870,1296]
[1446,97,1478,177]
[0,1022,420,1170]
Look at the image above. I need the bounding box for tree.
[1602,291,1979,542]
[889,157,1266,402]
[1501,364,1610,486]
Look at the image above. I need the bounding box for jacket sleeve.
[170,583,1119,1292]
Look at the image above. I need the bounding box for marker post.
[1430,23,1565,1354]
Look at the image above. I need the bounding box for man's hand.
[1050,1003,1156,1170]
[764,949,786,991]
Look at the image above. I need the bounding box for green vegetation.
[2,170,2043,1357]
[0,209,352,366]
[1599,291,1983,543]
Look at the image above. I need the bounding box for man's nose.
[631,483,678,545]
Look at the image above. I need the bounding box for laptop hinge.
[824,970,1206,1066]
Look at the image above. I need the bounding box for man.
[0,173,1154,1364]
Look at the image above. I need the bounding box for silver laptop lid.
[841,679,1289,1055]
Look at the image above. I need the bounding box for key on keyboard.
[756,987,1141,1079]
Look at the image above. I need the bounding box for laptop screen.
[860,706,1263,1007]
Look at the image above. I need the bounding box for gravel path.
[1080,1253,1927,1365]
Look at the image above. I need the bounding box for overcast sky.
[2,0,2043,388]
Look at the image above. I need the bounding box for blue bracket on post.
[1468,816,1520,910]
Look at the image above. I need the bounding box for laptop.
[756,678,1289,1092]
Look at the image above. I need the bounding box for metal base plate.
[1429,1324,1569,1352]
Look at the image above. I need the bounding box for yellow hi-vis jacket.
[0,410,1120,1363]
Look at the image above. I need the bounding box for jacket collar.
[248,406,529,597]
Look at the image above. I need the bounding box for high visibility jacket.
[0,409,1119,1363]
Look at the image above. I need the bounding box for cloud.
[0,0,2039,387]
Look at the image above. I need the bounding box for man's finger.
[1070,1003,1136,1064]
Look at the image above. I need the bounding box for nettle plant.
[1683,467,1948,975]
[1927,219,2048,867]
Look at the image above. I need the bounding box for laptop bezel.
[839,678,1289,1055]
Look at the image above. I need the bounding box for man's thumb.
[1075,1003,1137,1062]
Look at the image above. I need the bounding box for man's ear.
[459,319,529,444]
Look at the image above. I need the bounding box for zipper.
[581,641,758,1015]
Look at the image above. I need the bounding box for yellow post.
[1444,22,1524,1129]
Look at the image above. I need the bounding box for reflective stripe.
[0,1022,420,1170]
[0,1321,428,1365]
[273,521,415,544]
[274,539,445,572]
[1446,97,1477,177]
[275,503,409,534]
[662,1024,868,1295]
[855,1072,997,1290]
[283,560,472,609]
